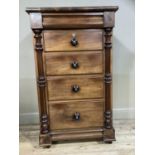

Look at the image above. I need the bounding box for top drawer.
[43,30,103,52]
[43,15,104,29]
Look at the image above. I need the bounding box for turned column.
[103,11,116,143]
[33,29,49,135]
[104,27,113,129]
[29,13,51,147]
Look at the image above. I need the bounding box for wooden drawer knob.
[73,112,80,121]
[71,61,79,69]
[70,33,78,46]
[72,85,80,93]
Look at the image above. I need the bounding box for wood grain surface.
[47,75,104,101]
[43,30,103,51]
[43,15,104,28]
[44,51,103,75]
[49,99,104,130]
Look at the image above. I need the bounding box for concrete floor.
[19,120,134,155]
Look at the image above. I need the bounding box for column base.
[39,134,51,148]
[103,128,116,143]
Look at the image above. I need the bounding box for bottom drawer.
[49,99,104,130]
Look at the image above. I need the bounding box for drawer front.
[45,51,103,75]
[49,99,104,130]
[43,15,104,29]
[44,30,103,52]
[47,75,104,101]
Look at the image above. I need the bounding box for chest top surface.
[26,6,118,29]
[26,6,118,13]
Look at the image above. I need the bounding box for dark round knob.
[73,112,80,120]
[71,61,79,69]
[70,34,78,46]
[72,85,80,93]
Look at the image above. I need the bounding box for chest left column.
[28,12,51,147]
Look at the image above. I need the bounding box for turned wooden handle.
[72,85,80,93]
[70,33,78,46]
[71,61,79,69]
[73,112,80,120]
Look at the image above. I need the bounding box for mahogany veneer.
[26,6,118,147]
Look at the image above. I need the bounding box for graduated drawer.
[49,99,104,130]
[47,75,104,101]
[43,30,103,52]
[44,51,103,75]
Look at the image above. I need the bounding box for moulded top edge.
[26,6,119,14]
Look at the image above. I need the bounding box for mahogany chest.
[26,6,118,147]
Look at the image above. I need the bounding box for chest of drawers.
[26,6,118,147]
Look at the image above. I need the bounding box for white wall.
[19,0,135,124]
